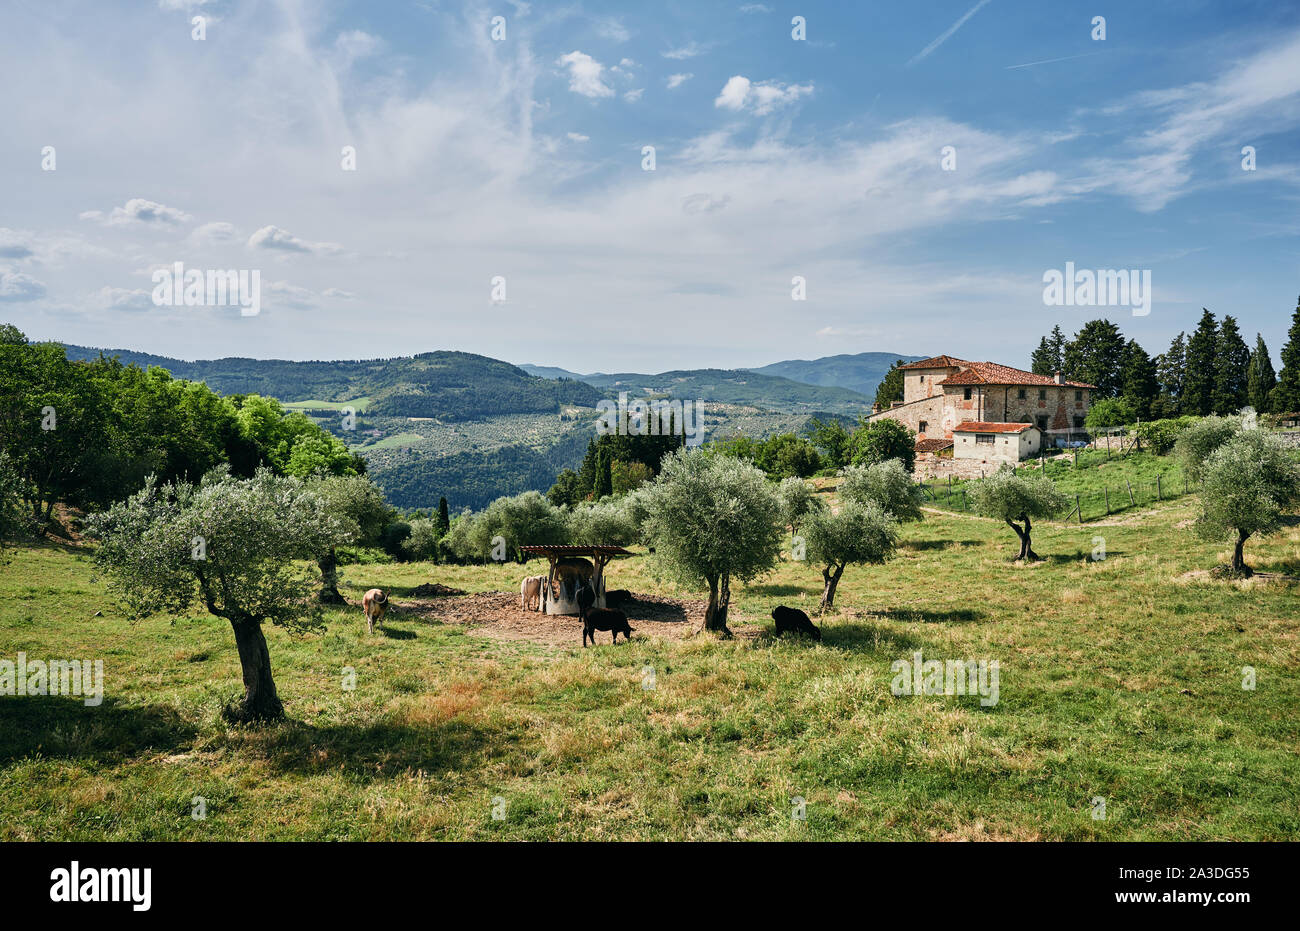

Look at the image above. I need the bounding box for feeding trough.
[519,544,634,615]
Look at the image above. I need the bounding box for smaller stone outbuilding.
[952,421,1040,466]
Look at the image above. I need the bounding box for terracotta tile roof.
[915,438,954,453]
[938,360,1094,388]
[898,355,969,370]
[953,421,1038,433]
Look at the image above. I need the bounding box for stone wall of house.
[867,393,945,437]
[915,454,1002,481]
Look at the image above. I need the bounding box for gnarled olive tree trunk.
[820,563,845,612]
[1231,528,1251,575]
[1006,513,1039,562]
[228,614,284,722]
[317,547,346,604]
[704,573,732,635]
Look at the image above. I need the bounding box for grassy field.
[920,450,1190,522]
[2,498,1298,840]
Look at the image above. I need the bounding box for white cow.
[520,575,544,611]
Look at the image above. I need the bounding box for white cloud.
[334,30,382,66]
[248,225,342,255]
[566,132,590,142]
[557,51,614,99]
[666,73,693,89]
[739,4,773,13]
[322,287,355,299]
[714,76,813,115]
[0,229,34,259]
[624,88,644,102]
[662,41,713,60]
[594,19,630,42]
[81,198,193,227]
[99,286,153,311]
[188,221,239,246]
[0,268,46,302]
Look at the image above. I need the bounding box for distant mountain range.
[56,342,917,510]
[521,351,926,404]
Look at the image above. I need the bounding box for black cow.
[576,581,597,617]
[581,607,634,646]
[771,605,821,641]
[604,589,632,607]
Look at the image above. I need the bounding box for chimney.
[891,401,903,409]
[1053,371,1064,385]
[872,402,882,414]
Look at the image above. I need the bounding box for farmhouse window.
[964,388,972,400]
[919,421,928,434]
[1073,415,1084,428]
[1038,389,1047,400]
[1075,391,1083,401]
[1017,389,1026,399]
[975,434,994,444]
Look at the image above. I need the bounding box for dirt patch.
[399,591,707,647]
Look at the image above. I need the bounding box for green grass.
[922,450,1189,522]
[2,500,1298,840]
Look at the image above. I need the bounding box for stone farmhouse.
[867,355,1094,469]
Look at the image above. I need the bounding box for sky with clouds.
[2,0,1299,373]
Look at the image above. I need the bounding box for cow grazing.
[771,605,821,641]
[520,575,544,611]
[363,588,389,633]
[581,607,634,647]
[604,589,632,607]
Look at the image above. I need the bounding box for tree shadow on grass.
[0,696,197,765]
[882,607,986,624]
[379,626,417,640]
[250,718,517,779]
[902,539,981,551]
[820,622,927,654]
[744,583,815,598]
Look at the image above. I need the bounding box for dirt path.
[397,591,707,647]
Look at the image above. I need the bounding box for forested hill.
[59,345,601,421]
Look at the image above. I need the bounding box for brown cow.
[362,588,388,633]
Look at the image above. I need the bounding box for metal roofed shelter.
[519,545,635,615]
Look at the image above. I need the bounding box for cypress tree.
[1272,296,1300,414]
[873,360,905,409]
[596,449,613,498]
[437,496,450,535]
[1119,339,1158,419]
[1029,337,1055,375]
[1182,309,1219,416]
[1212,315,1250,414]
[1247,334,1276,414]
[1154,331,1187,416]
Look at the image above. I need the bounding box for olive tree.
[1195,429,1300,574]
[1174,415,1240,484]
[310,474,393,602]
[837,459,923,522]
[445,490,568,563]
[966,467,1067,561]
[775,476,823,538]
[804,498,898,611]
[88,469,350,721]
[638,448,782,634]
[567,497,639,546]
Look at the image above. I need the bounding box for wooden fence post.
[1076,494,1082,524]
[1156,475,1161,500]
[1126,480,1135,507]
[1104,487,1110,514]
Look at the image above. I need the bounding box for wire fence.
[917,467,1192,524]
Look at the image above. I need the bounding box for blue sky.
[1,0,1298,373]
